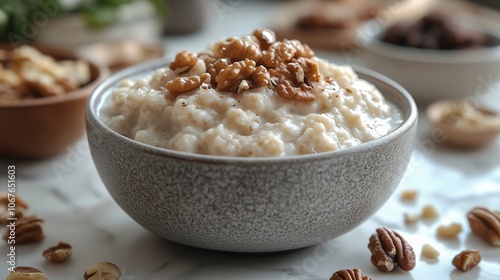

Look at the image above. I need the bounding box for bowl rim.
[0,44,108,108]
[364,25,500,64]
[87,58,417,164]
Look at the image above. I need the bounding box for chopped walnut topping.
[217,59,256,92]
[166,29,321,100]
[169,50,197,72]
[294,57,321,83]
[276,82,315,101]
[262,40,296,68]
[214,37,262,62]
[252,65,271,88]
[290,39,315,58]
[166,73,210,94]
[253,28,277,50]
[269,58,320,101]
[204,57,231,84]
[216,59,270,93]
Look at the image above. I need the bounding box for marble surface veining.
[2,1,500,279]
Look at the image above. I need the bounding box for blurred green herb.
[0,0,166,42]
[0,0,61,43]
[79,0,167,29]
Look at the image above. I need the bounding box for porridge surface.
[103,29,401,157]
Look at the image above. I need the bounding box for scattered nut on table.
[3,215,44,244]
[452,249,481,272]
[330,268,371,280]
[400,189,418,202]
[6,266,47,280]
[421,243,440,259]
[368,227,416,272]
[467,207,500,246]
[437,222,462,239]
[404,212,421,225]
[421,205,439,219]
[84,262,121,280]
[0,192,28,224]
[42,241,72,263]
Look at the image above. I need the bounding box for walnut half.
[330,268,371,280]
[368,227,416,272]
[169,50,197,73]
[216,59,270,94]
[269,58,321,101]
[467,207,500,246]
[166,73,210,94]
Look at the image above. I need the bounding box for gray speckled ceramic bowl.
[86,59,418,253]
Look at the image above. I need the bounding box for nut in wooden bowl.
[0,44,108,158]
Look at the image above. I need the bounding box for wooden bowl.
[0,44,108,158]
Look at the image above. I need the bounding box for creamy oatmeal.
[103,29,401,157]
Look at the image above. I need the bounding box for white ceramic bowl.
[361,29,500,105]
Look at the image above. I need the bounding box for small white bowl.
[427,99,500,149]
[361,29,500,105]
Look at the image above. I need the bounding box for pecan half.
[43,241,72,263]
[468,207,500,246]
[6,266,47,280]
[166,73,210,94]
[84,262,121,280]
[368,227,416,272]
[214,37,261,62]
[169,50,197,72]
[452,250,481,272]
[3,215,44,244]
[0,193,28,224]
[253,28,276,50]
[330,268,371,280]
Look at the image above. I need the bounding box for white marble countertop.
[2,1,500,279]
